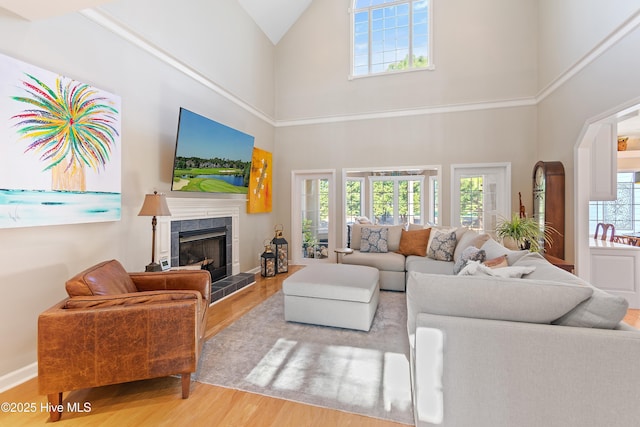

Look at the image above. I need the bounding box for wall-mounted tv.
[171,108,254,194]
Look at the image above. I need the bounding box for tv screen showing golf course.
[171,108,254,194]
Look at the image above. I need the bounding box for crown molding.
[80,7,640,128]
[536,9,640,104]
[79,8,275,126]
[274,97,537,127]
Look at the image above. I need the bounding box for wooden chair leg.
[48,392,63,421]
[181,373,191,399]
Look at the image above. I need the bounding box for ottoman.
[282,264,380,331]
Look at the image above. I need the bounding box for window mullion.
[368,9,372,74]
[393,180,400,224]
[408,0,413,68]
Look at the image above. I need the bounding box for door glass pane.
[430,177,439,225]
[301,178,330,259]
[482,174,498,233]
[459,176,483,231]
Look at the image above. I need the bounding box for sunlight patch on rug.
[196,290,413,425]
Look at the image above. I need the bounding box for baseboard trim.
[247,266,261,275]
[0,362,37,393]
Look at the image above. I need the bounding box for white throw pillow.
[458,260,536,278]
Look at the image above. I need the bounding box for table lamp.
[138,191,171,272]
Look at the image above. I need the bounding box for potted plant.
[495,213,556,253]
[302,219,318,257]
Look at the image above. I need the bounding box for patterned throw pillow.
[427,230,457,261]
[453,246,487,274]
[360,227,389,253]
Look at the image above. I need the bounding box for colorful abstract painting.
[247,147,272,213]
[0,53,121,228]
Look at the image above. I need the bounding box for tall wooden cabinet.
[532,161,565,259]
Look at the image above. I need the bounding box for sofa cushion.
[350,224,403,251]
[480,238,528,265]
[406,271,593,335]
[427,230,457,261]
[64,290,198,309]
[342,249,406,272]
[453,247,486,275]
[514,252,629,329]
[397,228,431,256]
[406,255,455,275]
[407,223,426,231]
[66,259,138,297]
[360,227,388,253]
[453,230,490,262]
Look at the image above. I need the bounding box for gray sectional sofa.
[343,222,640,427]
[343,223,492,289]
[342,224,407,290]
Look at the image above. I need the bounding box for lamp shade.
[138,191,171,217]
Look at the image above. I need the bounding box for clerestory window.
[351,0,433,77]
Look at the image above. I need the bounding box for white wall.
[537,0,640,91]
[276,0,537,120]
[0,0,275,380]
[274,0,538,244]
[537,2,640,263]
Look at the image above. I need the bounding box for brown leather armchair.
[38,259,210,421]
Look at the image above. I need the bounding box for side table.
[334,247,354,263]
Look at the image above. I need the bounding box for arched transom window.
[352,0,432,77]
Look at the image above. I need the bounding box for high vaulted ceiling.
[0,0,312,44]
[237,0,312,44]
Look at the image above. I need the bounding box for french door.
[291,170,336,264]
[451,163,511,234]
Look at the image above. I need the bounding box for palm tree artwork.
[11,73,119,192]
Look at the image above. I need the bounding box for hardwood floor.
[623,308,640,328]
[0,265,407,427]
[3,266,639,426]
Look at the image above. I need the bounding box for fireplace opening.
[178,227,227,282]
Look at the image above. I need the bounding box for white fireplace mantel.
[156,197,244,275]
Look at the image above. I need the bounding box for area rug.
[196,290,414,425]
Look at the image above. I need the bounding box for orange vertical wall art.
[247,147,272,213]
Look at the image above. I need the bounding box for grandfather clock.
[532,161,565,259]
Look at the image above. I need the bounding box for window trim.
[367,175,426,225]
[429,175,439,225]
[450,163,511,234]
[342,165,440,246]
[291,170,337,265]
[349,0,435,80]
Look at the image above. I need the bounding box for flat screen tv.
[171,108,254,194]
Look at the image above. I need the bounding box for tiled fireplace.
[170,217,231,281]
[157,197,254,303]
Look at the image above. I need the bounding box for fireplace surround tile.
[169,216,253,303]
[170,217,232,270]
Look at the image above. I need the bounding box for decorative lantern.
[272,224,289,274]
[260,240,276,277]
